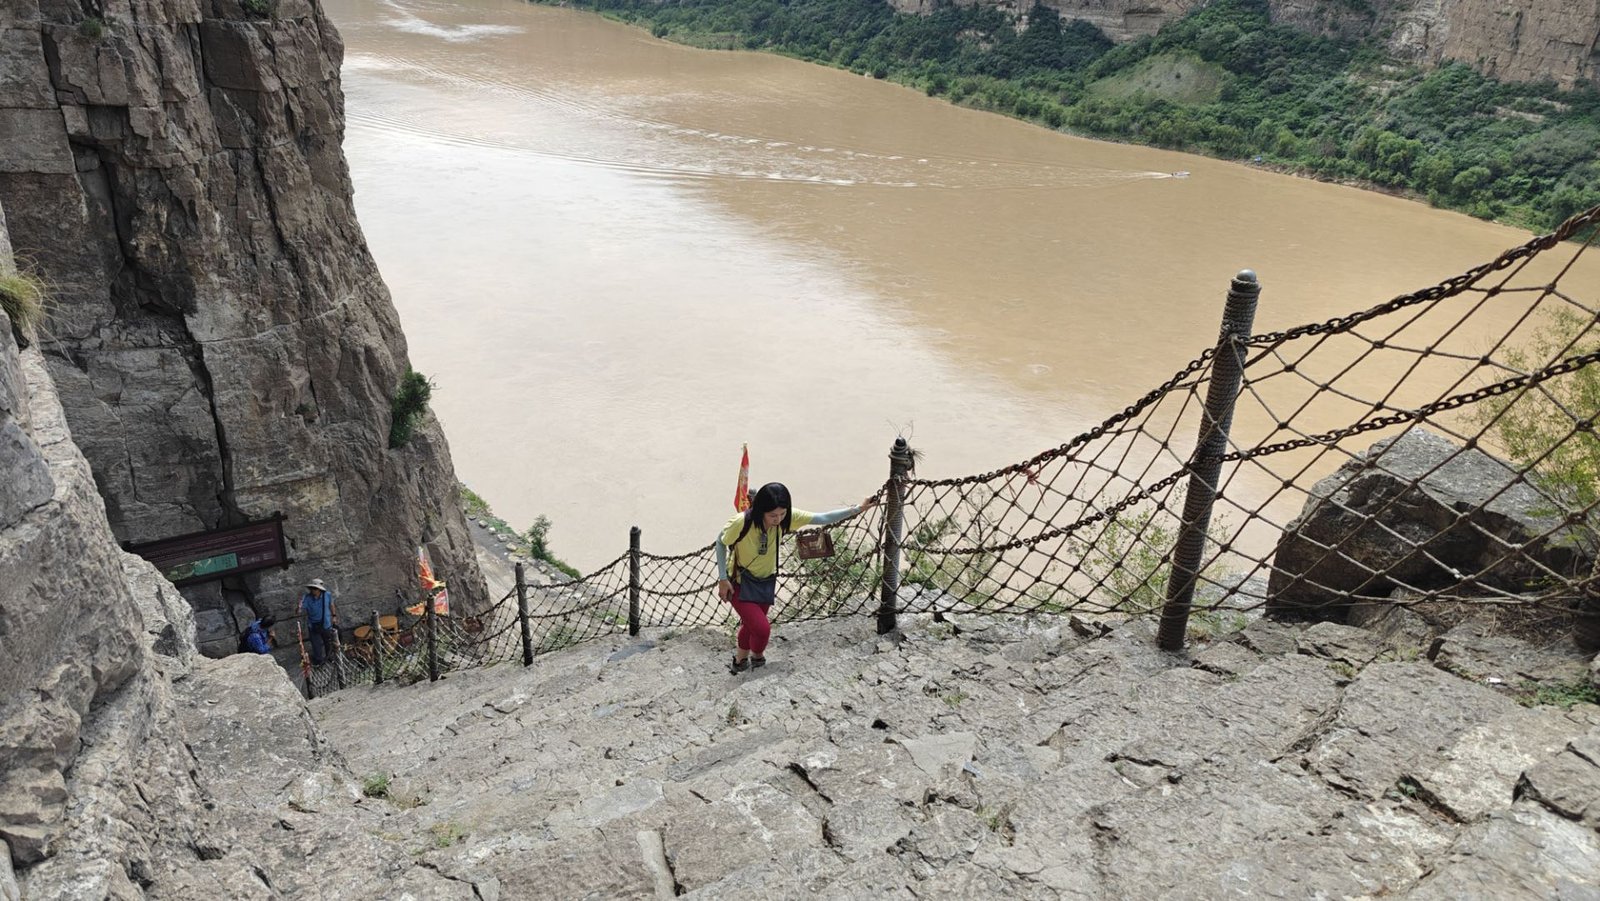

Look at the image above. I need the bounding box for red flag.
[407,547,450,615]
[417,546,445,591]
[734,443,751,512]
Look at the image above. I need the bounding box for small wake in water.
[347,6,1184,191]
[378,0,523,42]
[348,97,1175,191]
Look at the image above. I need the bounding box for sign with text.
[126,517,290,587]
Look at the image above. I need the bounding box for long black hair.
[746,482,793,533]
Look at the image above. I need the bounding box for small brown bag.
[795,530,835,560]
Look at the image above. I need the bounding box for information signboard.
[126,516,291,587]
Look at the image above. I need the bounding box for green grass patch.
[78,16,109,39]
[1187,610,1249,642]
[429,821,467,848]
[536,625,581,654]
[1089,52,1227,104]
[362,772,391,798]
[1517,680,1600,709]
[0,270,47,343]
[459,484,583,579]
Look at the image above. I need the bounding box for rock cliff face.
[1432,0,1600,89]
[2,200,479,897]
[0,0,484,657]
[886,0,1599,87]
[0,201,142,874]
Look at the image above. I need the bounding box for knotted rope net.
[306,204,1600,693]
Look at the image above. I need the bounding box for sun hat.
[306,578,327,591]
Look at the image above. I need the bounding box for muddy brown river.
[327,0,1599,570]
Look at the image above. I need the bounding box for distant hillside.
[568,0,1600,232]
[883,0,1600,92]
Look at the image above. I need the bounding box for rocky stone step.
[312,610,1600,898]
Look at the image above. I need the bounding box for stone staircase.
[310,610,1600,899]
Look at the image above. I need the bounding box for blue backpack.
[241,620,272,654]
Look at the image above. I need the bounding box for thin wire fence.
[303,205,1600,694]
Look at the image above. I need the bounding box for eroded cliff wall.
[887,0,1600,87]
[3,197,481,899]
[1434,0,1600,89]
[0,0,485,655]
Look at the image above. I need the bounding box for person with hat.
[300,578,337,666]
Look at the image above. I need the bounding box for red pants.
[731,601,772,655]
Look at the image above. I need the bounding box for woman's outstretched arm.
[796,494,880,528]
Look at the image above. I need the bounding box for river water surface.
[327,0,1599,570]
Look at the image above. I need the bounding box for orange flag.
[407,547,450,615]
[734,443,751,512]
[417,546,445,591]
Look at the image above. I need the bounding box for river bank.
[545,0,1600,235]
[334,0,1598,572]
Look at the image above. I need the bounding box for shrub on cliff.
[388,369,435,449]
[0,269,46,348]
[1473,308,1600,512]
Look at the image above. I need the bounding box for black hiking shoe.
[750,656,767,669]
[730,655,750,674]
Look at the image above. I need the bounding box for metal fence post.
[516,563,534,666]
[629,526,642,636]
[371,610,385,685]
[1158,270,1261,651]
[878,437,914,635]
[425,586,441,681]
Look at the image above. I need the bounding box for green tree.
[1474,309,1600,511]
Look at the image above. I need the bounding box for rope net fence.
[305,204,1600,693]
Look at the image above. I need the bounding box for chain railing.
[301,204,1600,695]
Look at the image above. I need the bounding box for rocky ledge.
[312,610,1600,898]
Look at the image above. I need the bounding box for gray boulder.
[1267,428,1593,621]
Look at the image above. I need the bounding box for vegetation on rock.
[0,269,46,345]
[459,483,582,578]
[388,369,434,449]
[77,16,109,39]
[1472,308,1600,513]
[361,772,391,798]
[1518,679,1600,709]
